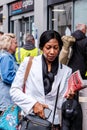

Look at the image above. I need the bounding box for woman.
[0,33,18,114]
[10,30,72,130]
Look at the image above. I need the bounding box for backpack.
[61,99,82,130]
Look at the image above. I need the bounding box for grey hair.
[25,33,34,43]
[0,33,16,51]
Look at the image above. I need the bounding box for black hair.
[39,30,63,50]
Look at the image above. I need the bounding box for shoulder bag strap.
[23,56,34,92]
[52,83,61,126]
[52,64,62,126]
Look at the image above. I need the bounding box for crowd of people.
[0,23,87,130]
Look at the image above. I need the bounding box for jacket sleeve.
[10,57,37,114]
[57,67,72,109]
[1,55,17,84]
[59,47,69,64]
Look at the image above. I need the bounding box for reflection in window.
[51,2,73,36]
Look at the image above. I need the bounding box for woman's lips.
[48,56,55,60]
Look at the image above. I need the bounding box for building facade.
[0,0,87,45]
[0,0,48,47]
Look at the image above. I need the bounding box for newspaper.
[64,70,87,97]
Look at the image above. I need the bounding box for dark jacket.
[68,30,87,79]
[23,42,35,50]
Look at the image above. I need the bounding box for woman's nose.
[50,48,54,53]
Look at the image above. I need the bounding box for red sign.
[9,0,34,15]
[11,1,22,11]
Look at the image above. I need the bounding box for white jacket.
[10,55,72,124]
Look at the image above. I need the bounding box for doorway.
[20,16,34,46]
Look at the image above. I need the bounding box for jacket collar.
[23,42,35,50]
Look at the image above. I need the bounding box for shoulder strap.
[24,56,34,85]
[52,83,61,126]
[52,64,63,126]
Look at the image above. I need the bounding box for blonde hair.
[0,33,16,51]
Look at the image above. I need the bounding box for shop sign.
[22,0,33,9]
[9,0,34,16]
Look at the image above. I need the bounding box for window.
[49,2,73,36]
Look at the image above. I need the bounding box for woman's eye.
[46,46,51,49]
[54,46,59,49]
[45,46,59,50]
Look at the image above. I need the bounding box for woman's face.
[42,38,59,63]
[9,38,18,54]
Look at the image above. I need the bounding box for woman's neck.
[46,61,52,72]
[48,64,51,72]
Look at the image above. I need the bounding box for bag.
[0,104,19,130]
[62,99,78,120]
[61,99,83,130]
[20,114,52,130]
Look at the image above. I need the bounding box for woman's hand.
[33,102,48,119]
[65,89,75,99]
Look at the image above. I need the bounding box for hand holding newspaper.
[64,70,87,98]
